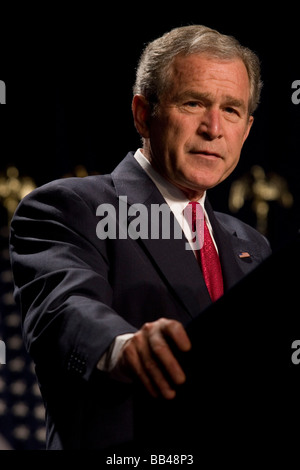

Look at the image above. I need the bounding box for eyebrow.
[223,95,247,112]
[173,90,247,113]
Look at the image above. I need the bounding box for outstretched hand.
[116,318,192,399]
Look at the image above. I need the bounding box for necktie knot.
[186,201,204,250]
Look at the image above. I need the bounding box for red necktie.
[188,201,224,302]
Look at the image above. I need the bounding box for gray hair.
[133,25,263,115]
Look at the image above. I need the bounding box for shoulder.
[29,174,114,199]
[15,174,117,215]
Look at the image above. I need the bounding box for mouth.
[189,150,222,159]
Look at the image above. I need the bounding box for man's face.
[134,54,254,200]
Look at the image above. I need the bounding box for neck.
[141,146,205,201]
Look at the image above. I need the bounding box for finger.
[160,319,192,352]
[149,332,187,387]
[146,320,191,386]
[122,337,159,398]
[126,331,178,399]
[139,342,177,400]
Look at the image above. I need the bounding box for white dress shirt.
[97,149,219,377]
[133,149,218,251]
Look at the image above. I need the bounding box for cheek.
[159,122,189,161]
[226,127,248,158]
[163,112,194,138]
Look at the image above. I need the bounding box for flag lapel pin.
[239,251,251,258]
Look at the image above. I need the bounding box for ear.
[242,115,254,144]
[132,94,151,138]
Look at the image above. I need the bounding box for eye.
[185,101,199,108]
[224,107,239,116]
[225,107,235,113]
[223,106,242,122]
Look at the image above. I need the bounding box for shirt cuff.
[97,333,134,380]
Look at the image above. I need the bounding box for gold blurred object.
[229,165,293,235]
[0,167,36,223]
[63,165,100,179]
[63,165,89,178]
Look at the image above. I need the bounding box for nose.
[197,108,223,140]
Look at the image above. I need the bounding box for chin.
[185,173,223,192]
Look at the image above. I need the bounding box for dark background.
[0,5,299,450]
[1,6,299,250]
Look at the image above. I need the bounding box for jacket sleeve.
[9,179,137,382]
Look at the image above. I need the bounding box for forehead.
[168,53,250,102]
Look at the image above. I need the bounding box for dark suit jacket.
[10,152,271,449]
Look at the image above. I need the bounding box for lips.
[189,149,222,159]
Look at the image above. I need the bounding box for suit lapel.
[205,199,256,291]
[112,153,212,320]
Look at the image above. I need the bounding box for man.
[10,25,271,450]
